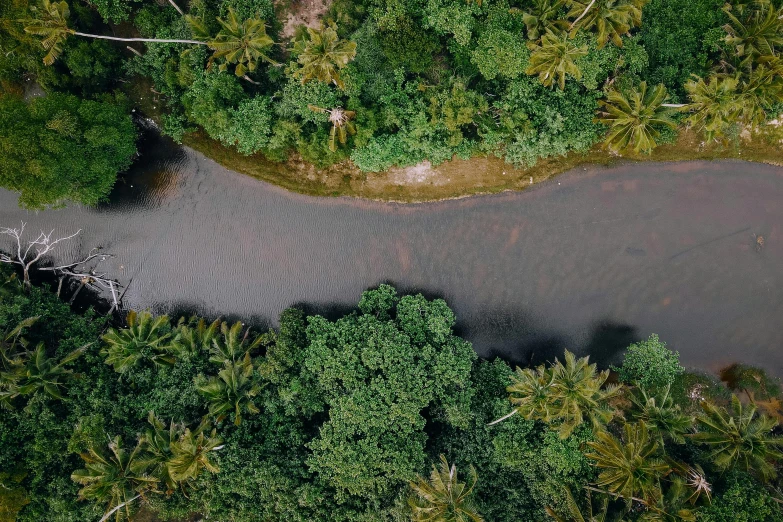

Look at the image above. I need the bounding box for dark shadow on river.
[2,133,782,374]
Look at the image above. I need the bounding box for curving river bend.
[2,134,782,374]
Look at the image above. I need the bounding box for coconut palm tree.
[101,310,177,373]
[517,0,569,41]
[197,7,277,77]
[14,342,86,401]
[597,81,678,154]
[492,351,621,438]
[722,0,783,68]
[24,0,207,66]
[195,353,262,425]
[307,105,357,152]
[135,412,179,493]
[408,455,483,522]
[526,29,588,89]
[566,0,646,48]
[136,413,222,492]
[628,385,692,446]
[690,395,783,481]
[167,419,222,483]
[293,21,357,90]
[586,422,671,505]
[173,316,221,357]
[684,74,745,140]
[71,437,159,522]
[0,318,37,406]
[208,321,265,366]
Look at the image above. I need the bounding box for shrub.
[614,334,684,389]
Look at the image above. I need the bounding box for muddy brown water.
[1,133,782,374]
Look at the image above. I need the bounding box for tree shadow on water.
[577,320,640,369]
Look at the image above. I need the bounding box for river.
[1,133,782,374]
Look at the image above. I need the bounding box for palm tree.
[71,437,159,522]
[526,29,588,89]
[722,0,783,68]
[101,310,177,373]
[24,0,207,66]
[597,81,678,154]
[195,353,262,425]
[167,419,222,483]
[546,487,625,521]
[492,351,621,439]
[173,316,221,357]
[14,342,86,401]
[585,422,671,505]
[195,7,276,77]
[293,21,357,90]
[408,455,483,522]
[628,385,692,446]
[566,0,646,48]
[135,412,179,493]
[307,105,357,152]
[690,395,783,481]
[136,413,222,492]
[208,321,265,365]
[516,0,569,41]
[0,316,36,371]
[684,74,745,141]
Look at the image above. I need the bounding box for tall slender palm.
[526,29,588,89]
[690,395,783,481]
[101,311,177,373]
[586,422,671,505]
[196,7,276,77]
[722,0,783,68]
[495,350,621,438]
[566,0,647,48]
[408,455,483,522]
[14,342,86,401]
[516,0,569,41]
[293,22,356,90]
[71,437,159,522]
[24,0,207,66]
[195,353,262,425]
[597,81,678,154]
[628,385,692,446]
[308,105,357,152]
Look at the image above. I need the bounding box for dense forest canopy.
[0,0,782,207]
[1,268,783,521]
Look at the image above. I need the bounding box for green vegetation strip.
[2,270,783,521]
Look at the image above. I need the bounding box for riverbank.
[181,127,783,203]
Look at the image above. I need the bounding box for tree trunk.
[167,0,185,16]
[570,0,596,29]
[72,32,207,46]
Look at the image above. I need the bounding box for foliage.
[502,350,621,438]
[526,29,589,90]
[597,82,678,154]
[293,21,357,90]
[614,334,684,389]
[101,310,177,373]
[566,0,647,49]
[691,395,783,481]
[408,455,483,522]
[0,93,136,208]
[585,422,670,504]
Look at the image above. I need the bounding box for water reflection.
[1,133,782,375]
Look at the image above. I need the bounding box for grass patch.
[182,128,783,203]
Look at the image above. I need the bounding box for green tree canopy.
[0,93,136,208]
